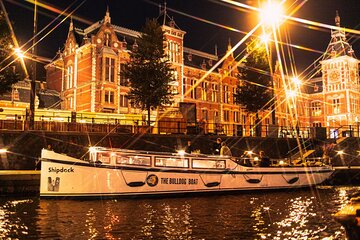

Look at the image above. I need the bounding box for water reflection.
[0,199,32,238]
[0,186,359,239]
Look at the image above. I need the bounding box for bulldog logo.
[146,174,158,187]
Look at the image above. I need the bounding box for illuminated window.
[333,98,340,114]
[234,111,240,123]
[167,41,180,63]
[105,91,114,104]
[223,110,230,121]
[182,78,186,96]
[116,155,150,166]
[119,95,128,107]
[351,97,358,113]
[169,70,178,95]
[66,65,73,89]
[232,87,236,104]
[105,57,115,82]
[97,153,111,164]
[155,157,189,168]
[192,159,225,169]
[12,88,19,101]
[212,84,218,102]
[201,82,208,101]
[223,85,229,104]
[201,109,208,120]
[190,79,196,99]
[214,111,219,122]
[311,102,322,117]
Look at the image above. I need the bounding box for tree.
[124,19,175,127]
[235,38,273,115]
[0,11,20,95]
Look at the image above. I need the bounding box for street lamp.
[259,1,284,26]
[291,76,301,87]
[14,48,24,59]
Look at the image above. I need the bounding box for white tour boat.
[40,147,334,198]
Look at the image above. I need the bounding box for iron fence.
[0,117,358,139]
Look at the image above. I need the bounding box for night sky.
[3,0,360,81]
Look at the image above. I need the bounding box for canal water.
[0,186,358,239]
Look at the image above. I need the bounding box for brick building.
[274,12,360,137]
[45,8,359,137]
[45,8,247,135]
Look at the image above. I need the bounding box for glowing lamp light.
[260,33,271,44]
[177,150,186,156]
[0,148,8,153]
[246,151,254,155]
[254,156,259,161]
[286,90,297,98]
[89,146,97,154]
[279,160,284,165]
[14,48,24,59]
[260,1,284,26]
[337,150,344,155]
[292,77,301,86]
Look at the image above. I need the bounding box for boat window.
[97,153,111,164]
[192,159,226,169]
[155,157,189,168]
[116,155,151,166]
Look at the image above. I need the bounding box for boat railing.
[235,156,331,167]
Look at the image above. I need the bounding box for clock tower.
[320,11,360,127]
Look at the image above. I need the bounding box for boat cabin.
[89,147,234,170]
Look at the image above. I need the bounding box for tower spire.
[335,10,340,27]
[69,17,73,32]
[104,5,111,23]
[163,1,167,25]
[227,38,233,56]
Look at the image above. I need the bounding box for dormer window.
[187,54,192,61]
[132,40,138,51]
[12,88,19,101]
[201,60,206,70]
[314,84,319,92]
[104,32,111,47]
[122,37,127,49]
[169,17,175,28]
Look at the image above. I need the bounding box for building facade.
[45,9,359,137]
[274,12,360,137]
[45,9,247,135]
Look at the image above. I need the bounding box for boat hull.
[40,159,333,198]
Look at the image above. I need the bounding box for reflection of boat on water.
[334,194,360,240]
[39,147,334,198]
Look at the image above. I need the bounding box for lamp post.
[29,0,37,130]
